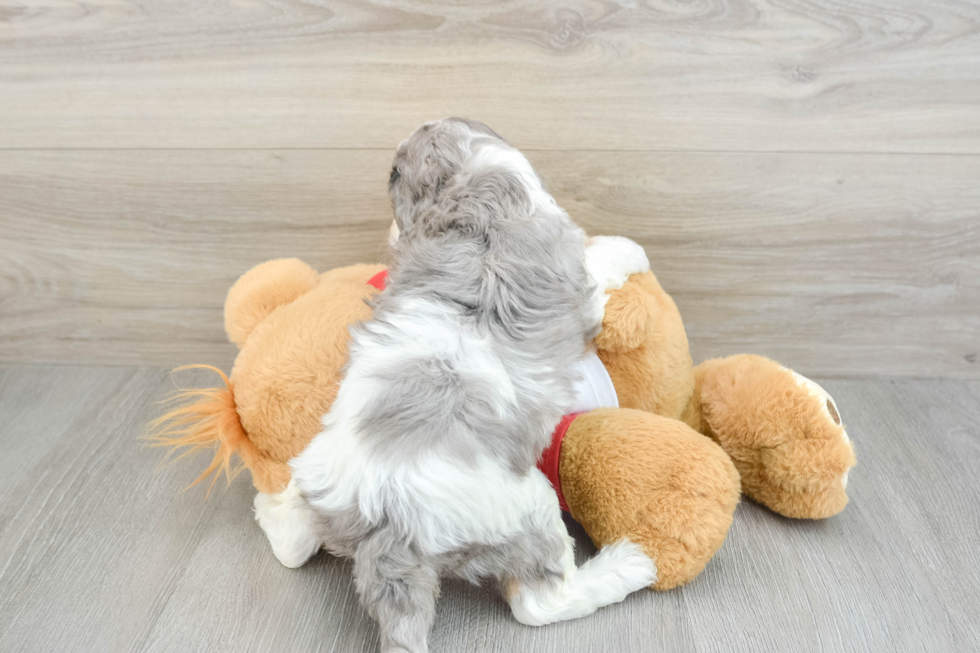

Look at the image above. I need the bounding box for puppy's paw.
[585,236,650,295]
[254,480,320,568]
[590,539,658,591]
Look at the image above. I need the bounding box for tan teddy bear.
[151,242,854,590]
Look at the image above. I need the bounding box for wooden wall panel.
[1,1,978,152]
[2,150,977,377]
[2,0,977,375]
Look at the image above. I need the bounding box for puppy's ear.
[415,154,451,203]
[417,169,531,239]
[388,124,469,234]
[388,161,415,234]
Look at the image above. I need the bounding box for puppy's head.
[388,118,506,236]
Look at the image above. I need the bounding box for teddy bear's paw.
[696,355,857,519]
[787,370,850,447]
[753,370,857,518]
[254,479,321,568]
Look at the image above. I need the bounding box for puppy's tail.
[144,365,254,494]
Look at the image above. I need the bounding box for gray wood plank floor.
[1,366,977,652]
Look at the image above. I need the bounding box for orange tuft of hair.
[144,365,254,494]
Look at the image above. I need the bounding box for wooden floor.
[2,0,979,378]
[0,365,977,652]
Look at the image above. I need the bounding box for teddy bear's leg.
[253,478,321,568]
[690,355,856,519]
[559,408,741,591]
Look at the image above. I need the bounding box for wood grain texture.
[2,0,978,374]
[1,366,978,652]
[2,149,978,377]
[1,0,979,152]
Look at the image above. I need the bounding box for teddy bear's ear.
[594,274,658,353]
[224,258,319,348]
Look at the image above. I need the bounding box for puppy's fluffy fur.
[290,119,655,653]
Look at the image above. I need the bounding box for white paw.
[596,539,658,590]
[585,236,650,295]
[507,539,656,627]
[254,479,321,568]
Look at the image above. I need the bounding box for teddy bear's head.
[150,260,384,495]
[224,259,385,493]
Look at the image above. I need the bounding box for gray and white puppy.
[291,118,655,653]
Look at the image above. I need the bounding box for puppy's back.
[297,121,597,553]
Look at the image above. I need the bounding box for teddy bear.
[593,267,856,520]
[150,238,854,591]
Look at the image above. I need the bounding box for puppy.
[290,119,656,653]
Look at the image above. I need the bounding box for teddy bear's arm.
[594,275,657,353]
[584,236,659,354]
